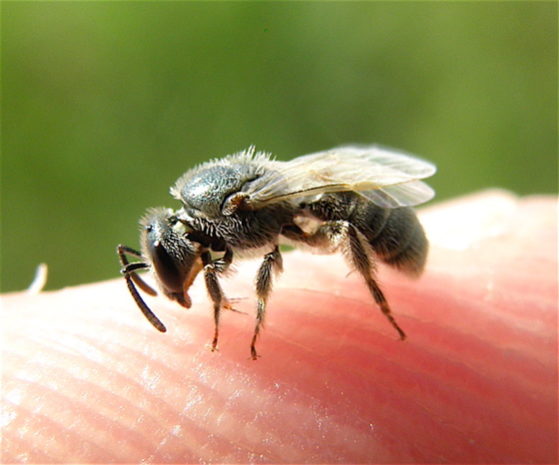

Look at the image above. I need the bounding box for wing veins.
[249,183,350,206]
[243,145,436,209]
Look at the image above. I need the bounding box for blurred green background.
[2,2,556,292]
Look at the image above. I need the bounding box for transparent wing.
[244,145,436,208]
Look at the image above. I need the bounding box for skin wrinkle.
[6,404,77,462]
[6,320,242,460]
[229,280,548,460]
[1,191,557,463]
[5,349,166,450]
[294,308,518,455]
[188,334,378,461]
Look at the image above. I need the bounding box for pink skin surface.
[1,190,557,463]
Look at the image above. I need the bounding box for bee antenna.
[124,273,167,332]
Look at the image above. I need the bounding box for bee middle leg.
[251,245,283,360]
[201,248,233,352]
[282,221,406,340]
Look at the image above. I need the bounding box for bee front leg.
[201,248,233,352]
[251,245,283,360]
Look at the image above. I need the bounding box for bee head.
[140,208,203,308]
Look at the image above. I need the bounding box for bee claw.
[208,341,219,353]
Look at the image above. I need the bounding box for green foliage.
[2,2,556,291]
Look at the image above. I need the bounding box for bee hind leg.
[345,224,406,340]
[282,221,406,340]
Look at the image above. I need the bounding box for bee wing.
[244,145,436,209]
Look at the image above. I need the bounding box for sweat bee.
[118,145,436,359]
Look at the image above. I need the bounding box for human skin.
[1,190,557,463]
